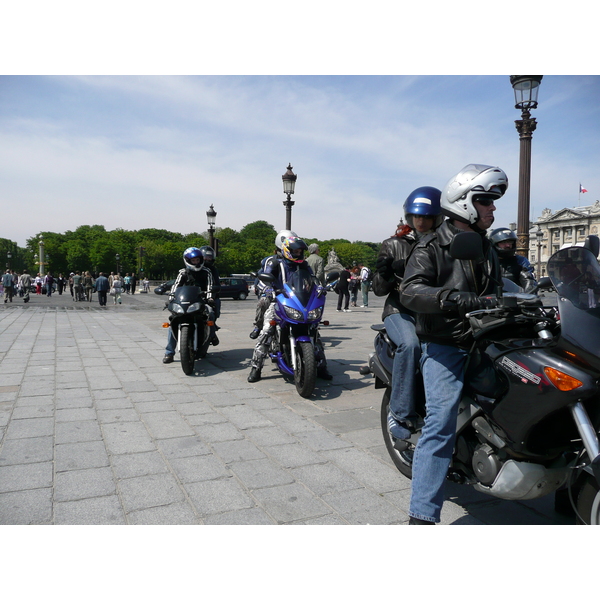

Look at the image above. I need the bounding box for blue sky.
[1,75,598,248]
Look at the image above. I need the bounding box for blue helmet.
[183,247,204,272]
[403,186,443,230]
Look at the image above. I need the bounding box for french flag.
[580,184,588,193]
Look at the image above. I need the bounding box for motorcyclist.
[399,164,505,524]
[199,245,222,344]
[489,227,537,292]
[247,232,332,383]
[162,247,217,364]
[249,229,297,340]
[372,186,443,442]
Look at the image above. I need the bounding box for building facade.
[528,200,600,278]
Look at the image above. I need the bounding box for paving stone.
[5,417,54,439]
[126,502,200,525]
[0,488,53,524]
[111,451,170,479]
[54,466,116,502]
[229,458,295,489]
[118,473,186,513]
[54,495,127,525]
[186,478,254,516]
[211,439,267,464]
[0,461,54,492]
[169,454,231,483]
[55,420,103,444]
[0,436,54,466]
[55,440,110,471]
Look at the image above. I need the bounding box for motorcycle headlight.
[283,306,303,321]
[308,307,323,320]
[171,304,185,314]
[187,302,201,313]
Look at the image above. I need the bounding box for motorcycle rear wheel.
[381,387,414,479]
[294,341,316,398]
[180,324,195,375]
[576,475,600,525]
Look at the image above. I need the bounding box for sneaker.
[343,309,351,312]
[249,328,260,339]
[387,412,411,441]
[409,516,435,525]
[247,367,262,383]
[360,305,365,307]
[162,355,174,364]
[336,309,342,312]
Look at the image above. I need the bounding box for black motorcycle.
[164,285,215,375]
[365,232,600,524]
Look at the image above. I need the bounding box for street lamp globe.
[510,76,543,110]
[206,204,217,228]
[282,163,297,197]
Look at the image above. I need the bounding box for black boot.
[249,327,260,339]
[247,367,262,383]
[211,334,220,346]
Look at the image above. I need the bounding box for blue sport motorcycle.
[258,269,335,398]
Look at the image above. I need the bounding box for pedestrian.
[57,273,66,295]
[2,270,14,303]
[83,271,95,302]
[336,265,352,312]
[110,274,123,304]
[44,272,54,297]
[142,277,150,293]
[124,273,131,294]
[349,264,360,307]
[130,273,137,294]
[68,273,75,298]
[399,163,507,524]
[373,187,444,443]
[18,270,32,303]
[359,263,371,307]
[72,271,83,301]
[306,243,325,285]
[94,272,110,306]
[35,273,43,295]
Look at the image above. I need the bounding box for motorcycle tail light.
[544,367,583,391]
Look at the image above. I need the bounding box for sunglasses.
[473,196,496,207]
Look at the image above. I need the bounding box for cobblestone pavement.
[0,288,572,524]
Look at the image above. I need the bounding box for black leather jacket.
[399,220,501,348]
[499,256,537,292]
[372,233,416,321]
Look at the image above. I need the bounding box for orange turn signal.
[207,321,214,327]
[544,367,583,392]
[162,323,170,328]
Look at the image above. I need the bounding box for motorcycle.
[163,285,216,375]
[365,232,600,524]
[257,269,336,398]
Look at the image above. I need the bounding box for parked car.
[154,279,175,295]
[219,277,248,300]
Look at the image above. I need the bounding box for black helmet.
[199,246,215,267]
[489,227,517,257]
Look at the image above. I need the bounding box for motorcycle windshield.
[546,246,600,369]
[173,285,201,303]
[286,269,315,306]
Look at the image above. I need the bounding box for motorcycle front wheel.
[576,475,600,525]
[179,324,195,375]
[294,341,316,398]
[381,387,414,479]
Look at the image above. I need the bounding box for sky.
[1,5,599,252]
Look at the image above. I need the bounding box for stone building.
[527,200,600,278]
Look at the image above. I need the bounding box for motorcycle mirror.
[537,276,553,290]
[584,235,600,257]
[449,231,483,260]
[326,271,340,282]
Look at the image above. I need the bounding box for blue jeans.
[409,341,468,523]
[383,312,420,426]
[361,282,369,306]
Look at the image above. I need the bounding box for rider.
[162,247,218,364]
[247,232,332,383]
[489,227,537,292]
[399,164,505,524]
[372,186,444,442]
[199,245,222,344]
[249,229,297,340]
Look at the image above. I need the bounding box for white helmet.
[275,229,298,250]
[441,164,508,225]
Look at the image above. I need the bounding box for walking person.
[306,244,325,285]
[83,271,95,301]
[44,272,55,297]
[94,272,110,306]
[349,264,360,307]
[35,273,43,295]
[130,273,137,294]
[359,263,371,307]
[72,271,83,301]
[110,274,123,304]
[124,273,131,294]
[2,270,14,303]
[336,265,352,312]
[19,270,32,303]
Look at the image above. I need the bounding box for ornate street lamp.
[115,253,121,275]
[282,163,297,231]
[6,251,11,270]
[510,75,543,258]
[536,226,544,278]
[206,204,217,251]
[38,235,46,277]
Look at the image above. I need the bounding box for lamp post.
[115,253,121,275]
[206,204,217,251]
[536,226,544,279]
[6,251,11,270]
[38,235,46,277]
[282,163,297,231]
[510,75,543,258]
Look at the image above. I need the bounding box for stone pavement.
[0,288,572,524]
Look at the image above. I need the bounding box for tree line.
[1,221,380,281]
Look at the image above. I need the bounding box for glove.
[391,259,405,278]
[446,291,496,317]
[376,256,394,280]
